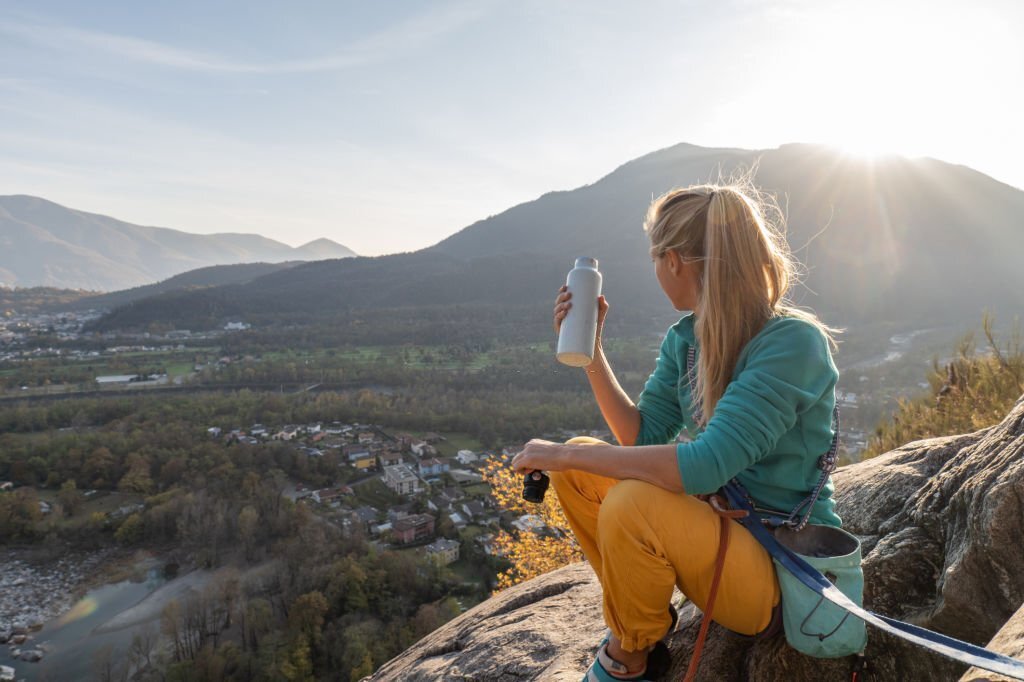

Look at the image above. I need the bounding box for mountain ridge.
[0,195,357,291]
[78,141,1024,334]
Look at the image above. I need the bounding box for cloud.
[0,3,488,74]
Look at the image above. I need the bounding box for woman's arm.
[584,343,641,446]
[511,439,684,493]
[554,288,641,445]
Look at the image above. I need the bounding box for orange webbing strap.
[683,496,748,682]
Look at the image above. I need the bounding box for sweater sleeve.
[635,330,685,446]
[676,318,837,494]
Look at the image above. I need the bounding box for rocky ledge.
[372,394,1024,681]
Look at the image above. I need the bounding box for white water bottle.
[556,257,603,367]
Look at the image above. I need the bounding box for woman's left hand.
[511,439,572,474]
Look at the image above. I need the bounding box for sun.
[764,2,1009,169]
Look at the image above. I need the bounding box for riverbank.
[0,548,122,636]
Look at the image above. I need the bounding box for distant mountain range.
[0,195,356,291]
[88,143,1024,338]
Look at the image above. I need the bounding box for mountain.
[90,143,1024,333]
[60,262,304,312]
[0,195,356,291]
[294,238,355,260]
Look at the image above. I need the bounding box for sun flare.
[767,1,1012,168]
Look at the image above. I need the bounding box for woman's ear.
[665,249,680,276]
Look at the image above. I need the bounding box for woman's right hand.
[553,285,609,340]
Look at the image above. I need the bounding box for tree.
[349,650,374,682]
[288,591,329,650]
[118,454,154,494]
[128,623,159,672]
[279,637,315,682]
[238,505,260,562]
[115,513,144,545]
[241,598,272,652]
[57,479,84,517]
[482,456,582,590]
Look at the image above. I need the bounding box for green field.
[406,431,485,458]
[352,478,401,508]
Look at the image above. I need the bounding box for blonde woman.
[512,181,841,681]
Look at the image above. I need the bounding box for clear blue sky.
[1,0,1021,255]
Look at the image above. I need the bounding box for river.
[2,566,213,681]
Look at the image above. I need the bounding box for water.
[2,569,165,682]
[842,328,934,371]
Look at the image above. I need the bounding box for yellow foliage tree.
[482,457,582,592]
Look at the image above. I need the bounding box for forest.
[0,389,506,681]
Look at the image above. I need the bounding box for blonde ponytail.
[644,177,837,424]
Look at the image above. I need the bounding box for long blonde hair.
[643,177,837,424]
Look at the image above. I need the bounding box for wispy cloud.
[0,3,487,74]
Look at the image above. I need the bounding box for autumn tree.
[482,456,582,590]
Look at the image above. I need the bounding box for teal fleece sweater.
[635,313,842,527]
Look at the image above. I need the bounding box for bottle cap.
[574,257,599,269]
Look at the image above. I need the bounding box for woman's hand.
[553,285,609,342]
[511,439,572,474]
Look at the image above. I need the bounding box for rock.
[373,394,1024,681]
[371,562,604,681]
[961,602,1024,681]
[10,625,26,636]
[27,622,42,632]
[19,649,42,662]
[9,634,26,645]
[0,631,8,644]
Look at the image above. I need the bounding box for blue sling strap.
[722,481,1024,680]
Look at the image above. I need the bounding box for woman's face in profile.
[654,250,701,312]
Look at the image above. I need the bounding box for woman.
[511,181,841,681]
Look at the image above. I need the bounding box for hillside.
[60,261,302,312]
[90,143,1024,333]
[0,195,356,291]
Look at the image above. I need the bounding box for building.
[418,457,449,477]
[378,451,403,468]
[411,440,436,457]
[384,464,421,496]
[449,469,483,485]
[392,513,435,544]
[353,455,376,471]
[461,500,486,521]
[274,426,299,441]
[349,506,380,533]
[312,487,351,506]
[512,514,544,533]
[344,444,371,462]
[425,538,460,565]
[95,374,139,385]
[455,450,478,465]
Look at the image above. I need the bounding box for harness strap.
[683,495,743,682]
[723,482,1024,680]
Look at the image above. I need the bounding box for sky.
[1,0,1022,256]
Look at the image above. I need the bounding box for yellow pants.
[550,437,781,652]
